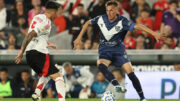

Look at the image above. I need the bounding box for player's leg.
[50,72,65,101]
[122,62,146,101]
[97,59,120,88]
[34,76,51,96]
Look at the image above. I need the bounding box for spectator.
[54,5,68,34]
[90,0,106,44]
[135,34,146,50]
[11,0,27,27]
[121,0,131,14]
[84,39,91,50]
[124,32,136,49]
[91,71,108,98]
[0,0,11,30]
[0,68,13,98]
[16,24,28,47]
[153,0,169,31]
[69,4,89,48]
[160,43,170,50]
[117,0,130,20]
[131,0,151,22]
[28,0,45,25]
[178,0,180,10]
[161,0,180,38]
[163,25,173,36]
[13,70,35,98]
[106,69,125,99]
[136,9,153,32]
[175,39,180,50]
[174,64,180,71]
[17,16,26,27]
[155,36,176,49]
[7,34,19,50]
[0,32,6,49]
[63,62,94,98]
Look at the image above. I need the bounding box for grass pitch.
[0,99,179,101]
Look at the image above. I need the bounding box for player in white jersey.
[15,1,65,101]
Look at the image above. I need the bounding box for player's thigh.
[121,62,134,74]
[97,59,111,67]
[98,51,112,67]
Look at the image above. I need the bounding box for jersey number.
[31,21,37,29]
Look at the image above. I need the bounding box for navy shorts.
[99,51,130,67]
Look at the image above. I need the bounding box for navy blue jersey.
[91,14,136,53]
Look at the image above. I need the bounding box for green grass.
[0,99,179,101]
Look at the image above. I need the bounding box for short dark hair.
[141,8,150,13]
[77,3,84,7]
[21,69,30,74]
[0,68,8,73]
[45,1,61,10]
[105,1,118,7]
[169,0,177,5]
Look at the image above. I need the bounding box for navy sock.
[98,64,119,86]
[128,72,145,100]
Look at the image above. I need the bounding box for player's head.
[0,68,8,81]
[105,1,118,21]
[45,1,61,20]
[77,3,84,15]
[63,62,73,75]
[169,0,177,11]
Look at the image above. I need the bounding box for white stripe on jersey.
[97,16,123,41]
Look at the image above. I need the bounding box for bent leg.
[50,72,65,101]
[97,59,119,86]
[122,62,145,100]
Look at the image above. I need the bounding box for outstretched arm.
[74,20,92,49]
[15,30,37,64]
[134,24,166,41]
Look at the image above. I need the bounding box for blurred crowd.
[0,62,125,99]
[0,0,180,50]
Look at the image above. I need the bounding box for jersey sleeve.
[90,16,100,25]
[28,15,47,36]
[123,18,136,32]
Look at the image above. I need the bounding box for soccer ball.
[101,91,116,101]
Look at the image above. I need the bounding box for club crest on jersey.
[115,26,121,32]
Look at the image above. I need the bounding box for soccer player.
[74,1,166,101]
[15,1,65,101]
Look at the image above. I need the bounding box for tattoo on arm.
[21,30,37,52]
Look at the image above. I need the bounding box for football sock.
[35,76,50,96]
[128,72,145,100]
[98,64,119,86]
[55,76,65,101]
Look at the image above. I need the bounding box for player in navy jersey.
[74,1,166,101]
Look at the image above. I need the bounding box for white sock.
[55,76,66,101]
[35,76,50,96]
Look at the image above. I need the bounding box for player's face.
[51,10,58,20]
[106,5,118,21]
[64,66,73,75]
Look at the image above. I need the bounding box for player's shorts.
[26,50,59,77]
[99,51,130,67]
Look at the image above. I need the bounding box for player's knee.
[97,60,109,67]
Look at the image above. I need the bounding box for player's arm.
[47,42,57,50]
[134,24,166,41]
[74,20,92,49]
[15,30,37,64]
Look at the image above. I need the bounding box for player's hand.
[74,38,83,50]
[15,51,23,64]
[47,43,57,50]
[154,33,166,41]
